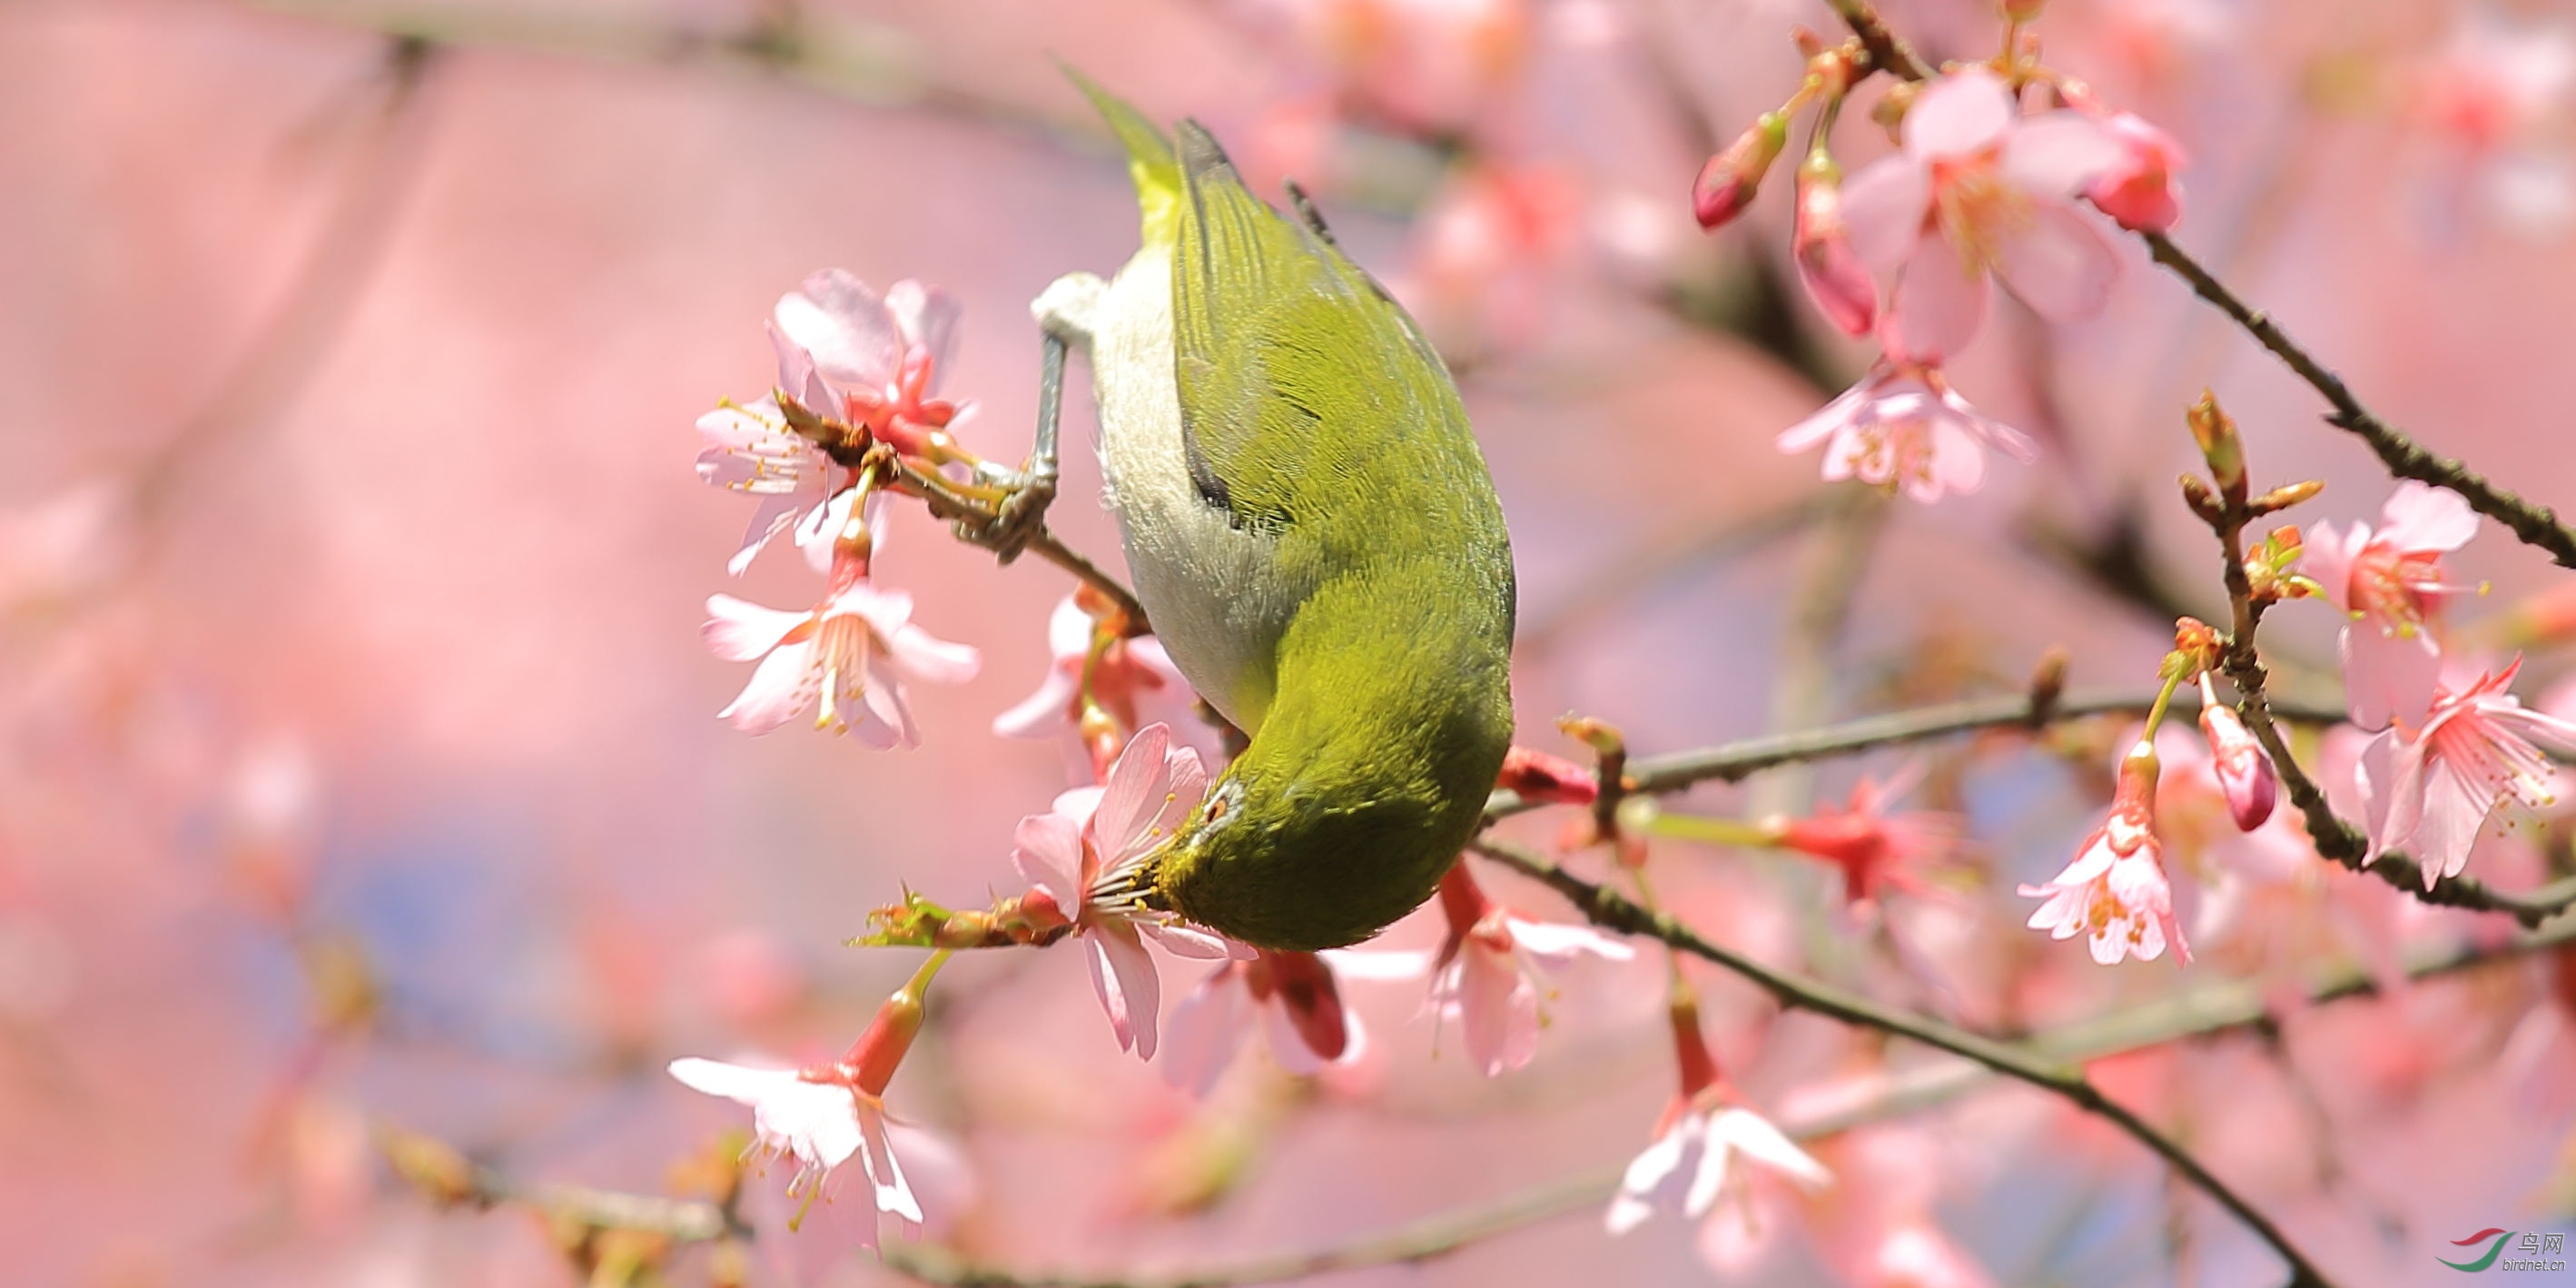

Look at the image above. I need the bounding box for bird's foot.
[957,462,1058,564]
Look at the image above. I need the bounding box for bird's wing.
[1169,121,1454,539]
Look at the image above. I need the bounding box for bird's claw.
[964,466,1057,564]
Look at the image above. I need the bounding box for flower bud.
[1793,152,1877,336]
[1693,113,1789,230]
[2251,479,2325,513]
[2186,391,2245,503]
[2196,674,2277,830]
[2086,110,2188,233]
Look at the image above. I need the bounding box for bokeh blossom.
[704,584,980,743]
[1013,723,1229,1059]
[1606,999,1829,1237]
[2020,741,2188,965]
[666,1058,926,1248]
[1776,767,1961,904]
[1426,865,1632,1077]
[1777,362,2036,502]
[2356,659,2576,887]
[993,593,1199,777]
[1841,66,2124,362]
[1161,949,1366,1095]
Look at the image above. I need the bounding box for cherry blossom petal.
[1091,724,1175,858]
[1904,68,2016,161]
[854,1105,923,1223]
[882,623,982,687]
[1709,1108,1831,1190]
[779,271,903,390]
[2376,481,2480,551]
[854,656,919,750]
[1161,966,1249,1095]
[720,639,822,734]
[993,669,1081,739]
[1885,231,1989,362]
[1778,384,1872,454]
[1606,1125,1693,1235]
[1011,812,1084,901]
[885,280,962,389]
[1083,923,1157,1057]
[2300,520,2365,610]
[1507,919,1636,964]
[1991,201,2120,322]
[1839,157,1931,275]
[1457,944,1539,1076]
[705,596,812,661]
[2341,626,2443,732]
[1999,114,2124,197]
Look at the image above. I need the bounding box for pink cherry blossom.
[2304,482,2480,729]
[666,1057,929,1249]
[1604,1103,1830,1236]
[2196,675,2277,830]
[1427,865,1633,1077]
[2357,659,2576,888]
[1160,948,1367,1095]
[1777,362,2036,503]
[1775,766,1961,903]
[770,271,970,459]
[1012,723,1229,1060]
[992,594,1200,772]
[695,397,841,576]
[2019,741,2189,965]
[703,584,979,745]
[1840,66,2124,362]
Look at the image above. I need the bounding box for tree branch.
[2140,233,2576,568]
[1469,837,2337,1288]
[1484,686,2348,822]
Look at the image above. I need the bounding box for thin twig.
[1818,0,2576,568]
[1470,837,2337,1288]
[2141,233,2576,568]
[1484,686,2347,822]
[887,457,1152,635]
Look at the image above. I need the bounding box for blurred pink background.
[8,0,2576,1285]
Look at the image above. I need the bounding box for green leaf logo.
[2441,1229,2514,1273]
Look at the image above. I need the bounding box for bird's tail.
[1058,62,1183,247]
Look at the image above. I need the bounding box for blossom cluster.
[1697,48,2184,503]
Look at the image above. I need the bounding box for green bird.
[998,74,1516,951]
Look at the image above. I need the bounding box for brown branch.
[1484,686,2348,822]
[887,457,1152,637]
[1471,837,2338,1288]
[2141,233,2576,568]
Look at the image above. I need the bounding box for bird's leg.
[969,272,1100,562]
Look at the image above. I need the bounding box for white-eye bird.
[1005,73,1516,951]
